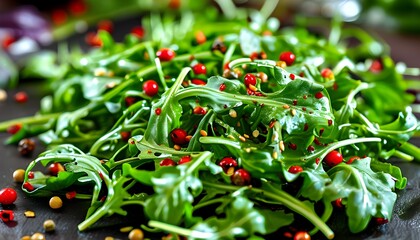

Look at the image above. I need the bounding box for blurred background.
[0,0,419,70]
[1,0,420,49]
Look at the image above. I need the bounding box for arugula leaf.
[324,158,397,233]
[191,196,293,239]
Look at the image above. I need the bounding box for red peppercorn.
[244,73,257,87]
[97,20,113,33]
[170,128,188,145]
[369,60,383,73]
[293,231,311,240]
[68,0,87,16]
[249,52,259,61]
[18,138,35,157]
[314,92,324,99]
[307,146,315,152]
[85,32,103,47]
[120,131,131,141]
[346,156,360,164]
[28,171,34,179]
[321,68,334,79]
[223,61,230,70]
[195,31,206,45]
[324,150,343,167]
[211,38,227,53]
[219,83,226,91]
[192,63,207,75]
[288,165,303,174]
[48,163,65,176]
[279,51,296,66]
[14,91,28,103]
[66,191,77,199]
[231,169,251,186]
[191,79,206,85]
[131,26,145,39]
[125,96,138,107]
[288,143,297,150]
[374,217,389,225]
[289,73,295,80]
[0,188,17,205]
[23,182,34,192]
[218,157,238,173]
[7,123,22,134]
[0,210,14,222]
[160,158,177,167]
[51,9,67,25]
[332,198,343,208]
[193,106,206,115]
[143,80,159,97]
[156,48,175,61]
[178,156,191,165]
[155,108,162,115]
[2,35,16,49]
[169,0,181,8]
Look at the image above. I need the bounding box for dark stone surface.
[1,15,419,240]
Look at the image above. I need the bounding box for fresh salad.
[0,0,419,239]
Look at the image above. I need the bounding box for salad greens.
[0,0,419,239]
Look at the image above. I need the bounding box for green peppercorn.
[43,219,56,232]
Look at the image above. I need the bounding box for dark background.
[1,1,420,239]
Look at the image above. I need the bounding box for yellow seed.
[226,167,235,176]
[104,237,114,240]
[236,121,241,127]
[120,226,133,233]
[13,169,25,183]
[30,233,45,240]
[248,84,257,92]
[245,148,251,153]
[0,89,7,101]
[185,135,193,141]
[290,109,296,116]
[20,236,31,240]
[223,69,233,78]
[243,134,250,139]
[107,71,115,77]
[276,61,287,68]
[200,130,208,137]
[106,82,117,89]
[283,104,290,109]
[94,68,107,76]
[252,130,260,138]
[229,109,237,118]
[239,136,246,142]
[258,72,268,82]
[43,219,56,232]
[49,196,63,209]
[227,135,235,140]
[173,144,181,151]
[128,228,144,240]
[24,211,36,218]
[272,151,278,159]
[279,141,285,152]
[233,68,243,78]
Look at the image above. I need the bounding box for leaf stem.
[201,181,335,239]
[0,113,61,132]
[148,220,215,239]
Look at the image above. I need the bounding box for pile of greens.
[1,0,419,239]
